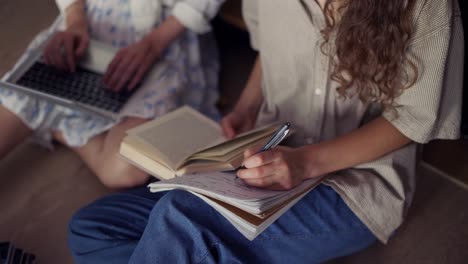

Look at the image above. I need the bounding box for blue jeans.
[68,184,377,263]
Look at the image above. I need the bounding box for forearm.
[233,56,264,114]
[143,16,187,56]
[306,116,412,178]
[64,0,87,33]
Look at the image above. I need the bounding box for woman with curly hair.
[68,0,464,263]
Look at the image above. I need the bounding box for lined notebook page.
[148,171,321,214]
[149,171,284,201]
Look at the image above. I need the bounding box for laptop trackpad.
[79,40,118,74]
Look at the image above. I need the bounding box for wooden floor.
[0,0,467,263]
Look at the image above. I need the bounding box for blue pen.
[235,122,291,172]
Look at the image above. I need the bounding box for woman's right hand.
[43,29,89,72]
[221,109,257,139]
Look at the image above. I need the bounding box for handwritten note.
[148,171,320,212]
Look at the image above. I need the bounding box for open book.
[119,106,282,179]
[148,171,323,240]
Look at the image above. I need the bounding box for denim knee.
[68,189,162,264]
[149,190,196,221]
[130,190,224,264]
[68,204,99,256]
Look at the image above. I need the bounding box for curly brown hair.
[319,0,419,109]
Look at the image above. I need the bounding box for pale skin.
[0,0,186,189]
[220,56,412,191]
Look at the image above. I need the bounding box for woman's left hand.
[236,145,323,190]
[103,37,162,92]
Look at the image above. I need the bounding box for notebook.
[0,38,163,121]
[148,172,323,240]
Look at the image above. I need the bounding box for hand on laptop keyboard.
[16,62,135,113]
[103,37,161,93]
[43,30,89,73]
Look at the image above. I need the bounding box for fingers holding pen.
[236,146,308,190]
[236,149,280,185]
[43,31,89,72]
[241,147,276,168]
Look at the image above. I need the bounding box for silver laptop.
[1,39,139,121]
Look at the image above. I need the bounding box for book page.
[127,106,225,168]
[186,136,268,162]
[192,127,277,158]
[176,157,242,176]
[193,123,280,157]
[120,139,176,179]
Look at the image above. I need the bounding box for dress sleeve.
[382,0,464,143]
[55,0,77,13]
[170,0,225,33]
[241,0,259,50]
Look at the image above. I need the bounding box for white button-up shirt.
[243,0,463,243]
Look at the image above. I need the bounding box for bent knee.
[93,156,150,189]
[68,205,102,255]
[159,190,196,204]
[68,193,145,257]
[155,190,210,216]
[98,169,149,189]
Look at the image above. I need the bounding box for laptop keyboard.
[16,62,134,113]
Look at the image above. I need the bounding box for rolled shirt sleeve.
[241,0,259,50]
[383,1,464,143]
[55,0,77,13]
[57,0,224,34]
[170,0,225,33]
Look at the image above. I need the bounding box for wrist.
[141,34,164,59]
[301,144,330,178]
[145,16,186,57]
[64,1,87,34]
[66,20,88,36]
